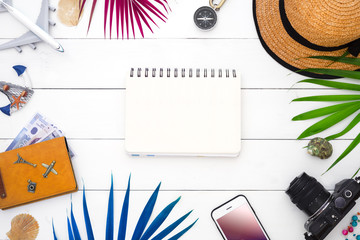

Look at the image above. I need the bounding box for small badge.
[27,180,36,193]
[14,154,37,168]
[42,161,58,178]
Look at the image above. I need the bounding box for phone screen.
[216,202,268,240]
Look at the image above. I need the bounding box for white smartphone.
[211,195,270,240]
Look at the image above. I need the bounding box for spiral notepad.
[125,68,241,157]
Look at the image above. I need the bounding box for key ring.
[209,0,227,11]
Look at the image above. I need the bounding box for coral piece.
[307,137,333,159]
[6,214,39,240]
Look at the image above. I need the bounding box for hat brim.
[253,0,360,79]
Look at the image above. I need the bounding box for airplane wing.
[0,0,11,12]
[0,32,41,51]
[0,0,50,52]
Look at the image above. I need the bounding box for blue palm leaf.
[131,183,161,240]
[52,219,58,240]
[140,197,181,240]
[83,183,95,240]
[151,211,193,240]
[118,175,131,240]
[106,174,114,240]
[56,175,196,240]
[168,219,198,240]
[71,201,81,240]
[67,216,75,240]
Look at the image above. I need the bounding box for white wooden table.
[0,0,359,239]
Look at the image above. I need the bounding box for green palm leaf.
[308,56,360,66]
[293,57,360,175]
[324,133,360,174]
[299,79,360,91]
[297,103,360,139]
[353,166,360,178]
[292,102,360,121]
[300,69,360,79]
[292,95,360,102]
[326,113,360,141]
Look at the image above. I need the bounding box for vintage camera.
[286,172,360,240]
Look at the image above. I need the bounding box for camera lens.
[286,173,331,216]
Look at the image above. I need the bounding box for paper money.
[6,113,75,157]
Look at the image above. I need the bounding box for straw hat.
[253,0,360,78]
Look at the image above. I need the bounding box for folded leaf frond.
[297,103,360,139]
[324,133,360,174]
[292,101,360,121]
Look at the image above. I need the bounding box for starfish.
[11,95,26,110]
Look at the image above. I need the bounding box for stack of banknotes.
[6,113,74,157]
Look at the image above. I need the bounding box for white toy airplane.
[0,0,58,53]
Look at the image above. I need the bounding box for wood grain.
[0,0,356,239]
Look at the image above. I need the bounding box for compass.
[194,6,217,30]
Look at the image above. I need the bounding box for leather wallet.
[0,137,77,209]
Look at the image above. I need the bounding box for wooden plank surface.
[1,89,360,140]
[0,0,357,239]
[0,139,358,191]
[0,191,353,240]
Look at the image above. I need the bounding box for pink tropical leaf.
[132,4,144,37]
[109,0,116,39]
[124,0,129,39]
[87,0,98,34]
[128,0,136,38]
[139,0,167,21]
[116,0,121,38]
[104,0,110,38]
[80,0,170,38]
[133,1,155,34]
[79,0,87,17]
[153,0,170,13]
[133,1,158,29]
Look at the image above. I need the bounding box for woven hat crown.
[284,0,360,47]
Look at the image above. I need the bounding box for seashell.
[6,214,39,240]
[307,137,333,159]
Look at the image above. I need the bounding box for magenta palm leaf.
[80,0,171,38]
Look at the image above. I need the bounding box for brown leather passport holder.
[0,137,77,210]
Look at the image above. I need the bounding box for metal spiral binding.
[130,68,237,78]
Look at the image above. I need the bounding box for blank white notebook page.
[125,68,241,157]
